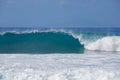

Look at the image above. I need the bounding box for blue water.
[0,27,120,53]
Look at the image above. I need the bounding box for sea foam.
[0,54,120,80]
[84,36,120,51]
[1,68,120,80]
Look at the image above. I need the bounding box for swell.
[0,31,84,53]
[0,30,120,53]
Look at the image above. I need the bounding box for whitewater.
[0,27,120,80]
[84,36,120,52]
[0,30,120,52]
[0,53,120,80]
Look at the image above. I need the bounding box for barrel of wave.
[84,36,120,52]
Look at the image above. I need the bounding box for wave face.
[0,32,84,53]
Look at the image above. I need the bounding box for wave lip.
[85,36,120,52]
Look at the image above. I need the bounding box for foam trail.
[85,36,120,51]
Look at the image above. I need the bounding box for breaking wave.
[0,31,83,53]
[85,36,120,52]
[0,30,120,53]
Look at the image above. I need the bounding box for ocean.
[0,27,120,80]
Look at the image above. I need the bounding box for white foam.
[0,29,71,35]
[0,54,120,80]
[84,36,120,52]
[1,68,120,80]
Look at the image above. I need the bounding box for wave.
[0,30,120,53]
[85,36,120,52]
[0,31,84,53]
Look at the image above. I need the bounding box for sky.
[0,0,120,27]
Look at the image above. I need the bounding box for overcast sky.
[0,0,120,27]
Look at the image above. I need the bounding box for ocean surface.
[0,27,120,53]
[0,27,120,80]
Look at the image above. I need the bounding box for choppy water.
[0,53,120,80]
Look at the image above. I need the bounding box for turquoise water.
[0,32,83,53]
[0,27,120,53]
[0,27,120,80]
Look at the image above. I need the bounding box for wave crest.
[0,30,120,53]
